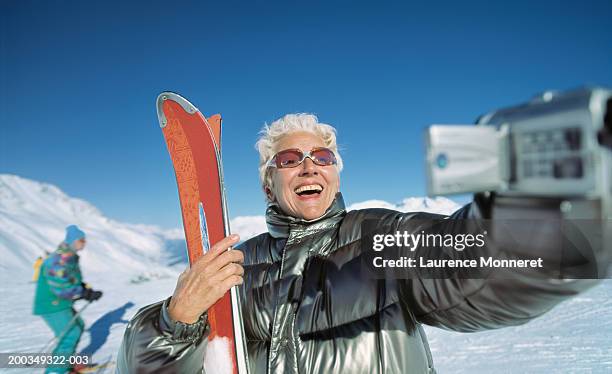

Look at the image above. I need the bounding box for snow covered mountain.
[0,174,186,279]
[346,196,461,214]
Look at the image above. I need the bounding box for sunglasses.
[267,147,337,169]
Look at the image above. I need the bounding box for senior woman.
[118,114,600,373]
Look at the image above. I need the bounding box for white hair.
[255,113,343,195]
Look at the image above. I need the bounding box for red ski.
[157,92,249,374]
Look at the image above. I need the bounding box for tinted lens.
[311,148,337,166]
[276,149,304,168]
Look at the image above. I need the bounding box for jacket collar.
[266,192,346,238]
[57,242,79,257]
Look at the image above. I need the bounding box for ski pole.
[39,301,91,354]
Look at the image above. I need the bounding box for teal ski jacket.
[33,244,84,315]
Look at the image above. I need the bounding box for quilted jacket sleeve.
[396,194,605,332]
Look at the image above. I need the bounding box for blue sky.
[1,0,611,229]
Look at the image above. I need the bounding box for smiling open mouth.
[294,184,323,196]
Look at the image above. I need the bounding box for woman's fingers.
[198,248,244,276]
[220,274,244,291]
[209,273,244,301]
[211,234,240,253]
[193,235,240,267]
[211,262,245,283]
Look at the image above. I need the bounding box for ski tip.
[156,91,200,128]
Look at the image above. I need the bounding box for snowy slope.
[425,280,612,373]
[0,174,187,370]
[0,174,187,280]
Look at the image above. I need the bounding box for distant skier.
[33,225,103,374]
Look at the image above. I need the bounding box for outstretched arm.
[397,194,603,332]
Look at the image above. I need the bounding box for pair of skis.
[70,357,114,373]
[156,92,249,374]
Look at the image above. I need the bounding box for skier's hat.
[65,225,86,245]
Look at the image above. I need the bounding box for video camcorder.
[425,88,612,272]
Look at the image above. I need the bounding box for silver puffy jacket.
[118,193,599,373]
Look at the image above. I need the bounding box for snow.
[347,196,462,215]
[0,174,610,373]
[424,280,612,373]
[204,337,233,374]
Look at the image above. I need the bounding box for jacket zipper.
[267,236,290,374]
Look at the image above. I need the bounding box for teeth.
[295,184,323,193]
